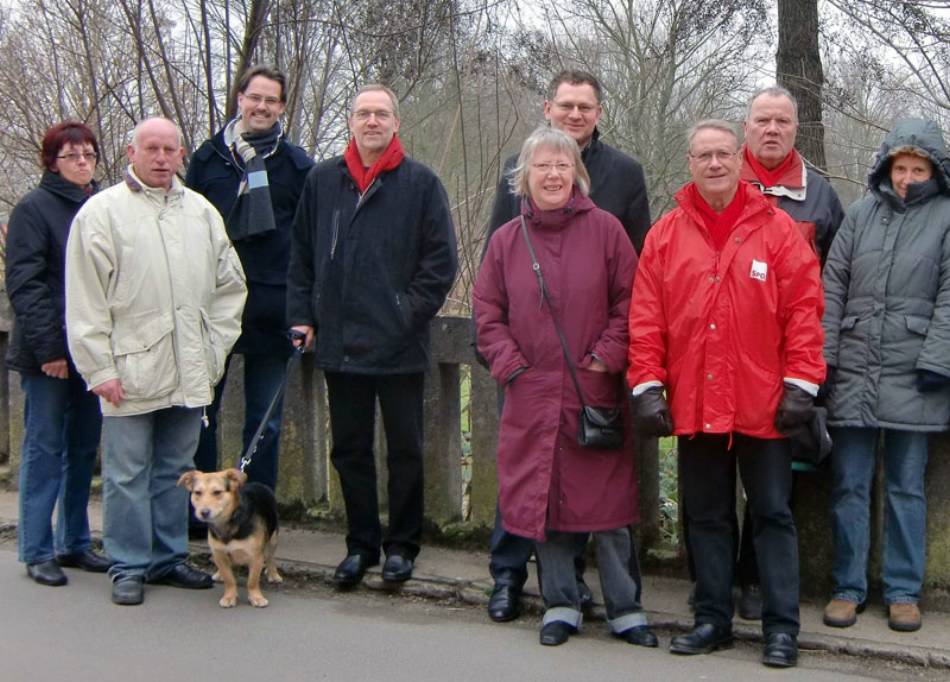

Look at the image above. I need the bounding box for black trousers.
[325,371,424,562]
[680,433,799,636]
[683,476,760,588]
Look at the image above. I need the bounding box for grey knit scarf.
[224,117,281,242]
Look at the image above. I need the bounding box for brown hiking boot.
[888,603,921,632]
[823,598,860,627]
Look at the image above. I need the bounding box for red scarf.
[742,146,799,189]
[687,181,747,252]
[344,134,405,193]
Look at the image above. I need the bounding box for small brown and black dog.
[177,468,282,608]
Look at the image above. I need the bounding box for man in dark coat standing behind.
[186,65,314,500]
[482,69,652,624]
[288,84,458,587]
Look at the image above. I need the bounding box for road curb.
[186,542,950,670]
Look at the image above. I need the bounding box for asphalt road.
[0,544,941,682]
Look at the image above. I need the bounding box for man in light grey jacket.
[66,117,247,606]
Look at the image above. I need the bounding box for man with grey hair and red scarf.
[629,119,824,668]
[287,84,457,588]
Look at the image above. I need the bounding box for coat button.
[704,423,712,429]
[709,323,716,330]
[706,373,713,380]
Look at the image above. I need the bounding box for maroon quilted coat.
[473,191,639,541]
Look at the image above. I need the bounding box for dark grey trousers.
[535,527,648,632]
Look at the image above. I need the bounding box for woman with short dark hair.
[6,120,110,585]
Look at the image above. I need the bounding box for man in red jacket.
[627,120,825,668]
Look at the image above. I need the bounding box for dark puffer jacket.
[823,118,950,431]
[6,171,96,374]
[287,156,458,374]
[185,130,314,353]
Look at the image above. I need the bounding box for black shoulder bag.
[519,216,625,450]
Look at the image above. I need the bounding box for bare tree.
[777,0,826,169]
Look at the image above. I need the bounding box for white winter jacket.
[66,168,247,416]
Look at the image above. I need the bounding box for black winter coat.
[185,130,314,353]
[486,128,651,253]
[287,156,458,374]
[6,171,96,374]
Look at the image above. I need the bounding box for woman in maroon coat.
[473,126,654,648]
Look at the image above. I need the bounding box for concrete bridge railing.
[1,313,948,607]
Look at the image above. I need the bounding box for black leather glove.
[817,365,835,400]
[915,369,950,393]
[631,386,673,437]
[775,383,814,433]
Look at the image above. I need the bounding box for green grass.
[658,436,680,546]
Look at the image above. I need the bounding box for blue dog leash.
[238,332,307,474]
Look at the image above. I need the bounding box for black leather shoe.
[669,623,734,655]
[26,559,68,586]
[762,633,798,668]
[615,625,659,648]
[540,621,576,646]
[382,554,413,582]
[333,554,374,588]
[738,584,762,620]
[56,549,112,573]
[148,563,213,589]
[112,576,144,605]
[488,583,521,622]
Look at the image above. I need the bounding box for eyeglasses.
[57,152,98,163]
[553,101,598,115]
[242,93,282,107]
[688,150,739,165]
[353,109,394,122]
[532,162,574,174]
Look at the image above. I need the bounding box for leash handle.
[239,340,305,473]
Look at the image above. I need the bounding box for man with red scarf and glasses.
[287,84,457,587]
[682,86,845,622]
[629,120,824,668]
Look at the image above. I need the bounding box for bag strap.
[519,215,588,409]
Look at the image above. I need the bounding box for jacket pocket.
[905,315,930,336]
[329,210,341,260]
[113,314,179,400]
[835,314,868,375]
[577,366,622,409]
[394,292,413,331]
[840,315,858,331]
[200,309,228,386]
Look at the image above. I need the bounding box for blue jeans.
[17,371,102,564]
[830,427,928,605]
[101,407,201,581]
[193,352,289,491]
